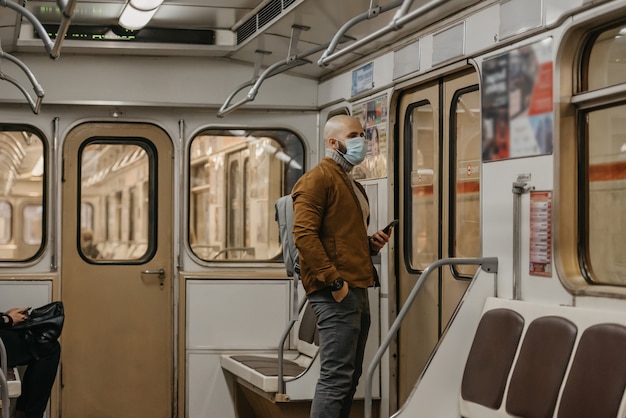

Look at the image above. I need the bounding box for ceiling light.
[119,5,158,30]
[118,0,164,30]
[129,0,165,11]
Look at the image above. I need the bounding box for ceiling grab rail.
[217,25,353,118]
[216,49,274,118]
[317,0,404,67]
[0,0,77,59]
[363,256,499,418]
[318,0,450,67]
[0,48,45,114]
[217,25,314,118]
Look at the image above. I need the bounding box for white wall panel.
[186,279,290,349]
[432,23,465,66]
[0,280,52,309]
[482,156,571,304]
[187,352,236,418]
[465,5,499,54]
[499,0,543,40]
[393,40,420,80]
[419,35,434,72]
[545,0,585,25]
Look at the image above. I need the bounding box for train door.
[396,71,480,404]
[60,123,174,417]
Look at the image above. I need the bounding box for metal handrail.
[0,0,76,113]
[318,0,450,67]
[0,51,45,114]
[364,257,499,418]
[216,58,309,118]
[317,0,404,66]
[0,0,77,59]
[512,180,533,300]
[217,35,353,118]
[0,337,10,418]
[277,296,308,397]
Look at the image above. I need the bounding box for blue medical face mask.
[337,137,367,166]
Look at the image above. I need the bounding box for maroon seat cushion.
[461,308,525,409]
[506,316,577,418]
[557,323,626,418]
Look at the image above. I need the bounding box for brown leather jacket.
[292,157,378,295]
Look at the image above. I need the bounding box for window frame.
[555,18,626,296]
[0,125,47,263]
[186,127,305,264]
[77,138,157,264]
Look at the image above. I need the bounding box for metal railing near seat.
[0,337,10,418]
[364,257,499,418]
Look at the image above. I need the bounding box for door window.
[451,88,481,277]
[79,141,153,261]
[406,102,437,271]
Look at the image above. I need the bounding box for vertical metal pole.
[51,117,59,271]
[0,338,10,418]
[512,180,533,300]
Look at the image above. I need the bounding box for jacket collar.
[321,157,369,223]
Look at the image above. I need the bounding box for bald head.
[324,115,364,151]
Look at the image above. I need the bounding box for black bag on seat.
[13,301,64,358]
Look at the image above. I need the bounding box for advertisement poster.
[482,38,553,161]
[529,191,552,277]
[352,94,388,180]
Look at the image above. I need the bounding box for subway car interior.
[0,0,625,417]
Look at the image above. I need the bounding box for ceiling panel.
[1,0,483,79]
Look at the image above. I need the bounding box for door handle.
[142,267,165,288]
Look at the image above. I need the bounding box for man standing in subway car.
[292,114,392,418]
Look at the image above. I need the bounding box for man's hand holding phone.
[383,219,399,234]
[371,219,398,252]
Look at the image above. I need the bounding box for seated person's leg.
[1,330,61,418]
[0,329,32,368]
[17,340,60,418]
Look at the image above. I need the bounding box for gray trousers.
[308,287,370,418]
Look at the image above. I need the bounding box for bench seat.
[220,301,319,401]
[6,367,21,398]
[221,351,317,394]
[0,366,21,412]
[460,297,626,418]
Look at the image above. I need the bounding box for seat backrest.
[461,308,524,410]
[557,323,626,418]
[505,316,578,418]
[296,301,319,358]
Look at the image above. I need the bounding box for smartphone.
[21,307,32,315]
[383,219,399,234]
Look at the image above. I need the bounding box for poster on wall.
[352,62,374,96]
[529,191,552,277]
[352,94,388,180]
[482,37,553,161]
